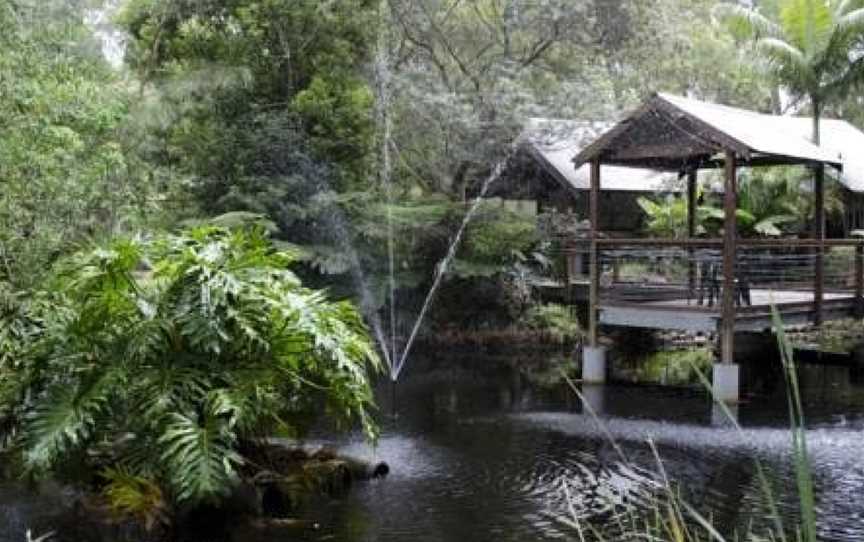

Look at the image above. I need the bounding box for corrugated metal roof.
[780,117,864,193]
[523,118,679,193]
[658,93,841,166]
[574,93,843,169]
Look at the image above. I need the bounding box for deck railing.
[564,238,864,315]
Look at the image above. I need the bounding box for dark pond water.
[303,355,864,542]
[3,353,864,542]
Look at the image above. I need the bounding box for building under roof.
[569,92,863,403]
[497,99,864,235]
[783,117,864,193]
[523,118,679,193]
[525,100,864,197]
[575,93,843,170]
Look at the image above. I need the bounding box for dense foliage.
[2,0,864,531]
[638,167,846,238]
[716,0,864,140]
[0,227,379,504]
[0,0,167,288]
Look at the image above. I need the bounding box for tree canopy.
[715,0,864,140]
[0,0,166,288]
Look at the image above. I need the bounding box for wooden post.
[721,151,737,365]
[856,243,863,318]
[814,163,825,325]
[687,169,698,237]
[687,169,698,297]
[588,159,600,347]
[563,241,573,308]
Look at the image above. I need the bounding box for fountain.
[389,154,515,381]
[371,0,517,385]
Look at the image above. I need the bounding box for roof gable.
[574,93,842,170]
[522,118,678,193]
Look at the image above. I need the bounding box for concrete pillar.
[583,346,607,383]
[712,363,740,403]
[579,383,606,416]
[711,402,739,427]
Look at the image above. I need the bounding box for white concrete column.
[712,363,740,403]
[579,383,606,416]
[583,346,607,383]
[711,403,739,427]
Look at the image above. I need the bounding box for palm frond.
[835,0,864,18]
[835,7,864,41]
[779,0,834,54]
[713,3,782,39]
[756,37,815,91]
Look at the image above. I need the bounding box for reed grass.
[562,306,820,541]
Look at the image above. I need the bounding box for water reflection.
[308,358,864,542]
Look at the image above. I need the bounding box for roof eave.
[573,93,753,168]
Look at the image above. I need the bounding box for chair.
[696,252,750,308]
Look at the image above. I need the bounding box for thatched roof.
[574,93,843,171]
[523,118,678,193]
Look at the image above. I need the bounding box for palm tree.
[637,195,712,239]
[638,178,807,239]
[715,0,864,143]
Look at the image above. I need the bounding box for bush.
[0,227,379,507]
[464,204,539,264]
[633,348,714,385]
[519,303,581,343]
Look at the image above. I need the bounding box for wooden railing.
[562,237,864,318]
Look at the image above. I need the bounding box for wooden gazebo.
[572,93,861,401]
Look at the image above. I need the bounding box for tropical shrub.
[639,167,844,239]
[633,348,714,386]
[463,204,540,265]
[0,227,379,507]
[519,304,581,344]
[638,195,709,239]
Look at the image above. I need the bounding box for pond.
[2,353,864,542]
[304,354,864,542]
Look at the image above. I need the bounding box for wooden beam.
[814,164,825,325]
[856,243,864,319]
[687,170,698,238]
[651,96,751,159]
[601,154,839,171]
[594,237,864,248]
[721,151,737,365]
[588,159,600,347]
[610,143,712,162]
[687,169,698,298]
[573,99,657,167]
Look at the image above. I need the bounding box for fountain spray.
[388,144,518,381]
[370,0,518,402]
[375,0,401,417]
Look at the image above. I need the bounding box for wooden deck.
[650,289,851,308]
[599,289,858,332]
